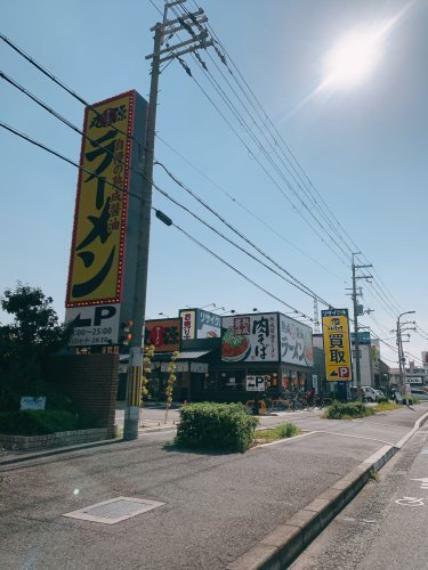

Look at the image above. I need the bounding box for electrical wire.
[187,0,407,323]
[169,221,313,320]
[155,161,333,306]
[1,118,313,322]
[0,121,142,202]
[168,2,350,266]
[153,181,332,305]
[156,133,344,281]
[0,66,332,308]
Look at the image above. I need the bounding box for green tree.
[0,284,69,409]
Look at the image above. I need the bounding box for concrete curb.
[227,410,428,570]
[0,437,123,467]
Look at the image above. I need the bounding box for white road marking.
[395,496,425,507]
[411,478,428,489]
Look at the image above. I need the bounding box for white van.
[361,386,380,402]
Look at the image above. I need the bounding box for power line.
[0,32,144,153]
[179,2,354,258]
[0,121,142,202]
[187,0,406,324]
[167,2,350,267]
[156,134,343,281]
[1,118,313,322]
[156,161,333,306]
[154,180,331,306]
[0,69,146,187]
[167,220,313,321]
[1,63,334,307]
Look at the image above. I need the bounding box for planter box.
[0,427,110,451]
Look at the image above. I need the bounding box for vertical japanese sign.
[279,314,314,367]
[179,310,196,341]
[321,309,353,382]
[65,91,148,346]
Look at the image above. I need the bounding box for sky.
[1,0,427,366]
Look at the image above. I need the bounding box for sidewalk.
[1,405,427,570]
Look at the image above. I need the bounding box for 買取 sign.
[321,308,353,382]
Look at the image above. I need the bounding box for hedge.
[0,410,97,435]
[325,401,375,420]
[175,402,258,452]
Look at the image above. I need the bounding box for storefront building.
[118,309,314,403]
[193,312,314,402]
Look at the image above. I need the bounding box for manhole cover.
[63,497,165,524]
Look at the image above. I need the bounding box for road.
[1,405,426,569]
[291,416,428,569]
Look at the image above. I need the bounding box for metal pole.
[124,22,163,441]
[352,254,362,400]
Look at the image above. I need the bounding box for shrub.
[325,401,375,420]
[256,422,299,443]
[375,401,399,413]
[0,410,98,435]
[175,402,258,452]
[277,422,299,438]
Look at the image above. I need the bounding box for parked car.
[361,386,381,402]
[373,388,387,400]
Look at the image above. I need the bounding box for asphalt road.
[1,405,426,570]
[291,419,428,570]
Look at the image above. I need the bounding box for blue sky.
[1,0,427,366]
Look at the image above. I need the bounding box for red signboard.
[144,319,180,352]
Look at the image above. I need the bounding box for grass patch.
[255,422,299,444]
[375,401,399,413]
[324,401,375,420]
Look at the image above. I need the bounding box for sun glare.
[319,2,413,92]
[322,30,382,89]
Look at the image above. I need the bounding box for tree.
[0,284,69,408]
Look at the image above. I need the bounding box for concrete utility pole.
[351,252,373,400]
[124,0,214,440]
[395,311,416,396]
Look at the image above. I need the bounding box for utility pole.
[124,0,214,440]
[350,252,373,400]
[395,311,416,396]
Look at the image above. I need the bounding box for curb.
[139,425,177,433]
[0,437,123,467]
[227,410,428,570]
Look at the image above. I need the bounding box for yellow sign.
[322,309,352,382]
[66,91,135,307]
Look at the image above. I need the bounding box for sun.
[322,29,383,89]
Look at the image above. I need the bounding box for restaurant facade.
[118,308,315,403]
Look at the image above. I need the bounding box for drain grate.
[63,497,165,524]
